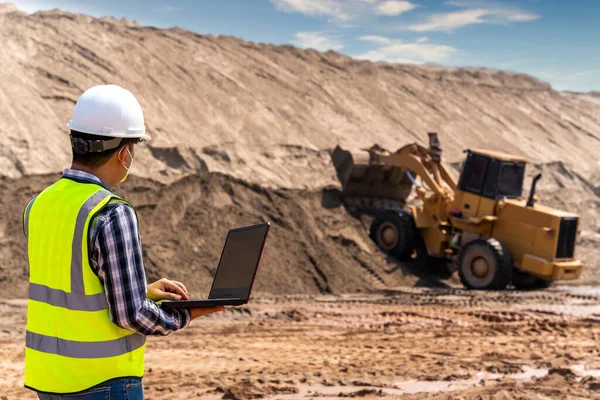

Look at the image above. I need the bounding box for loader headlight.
[543,227,554,235]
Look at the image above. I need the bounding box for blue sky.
[5,0,600,92]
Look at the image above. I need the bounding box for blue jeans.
[37,378,143,400]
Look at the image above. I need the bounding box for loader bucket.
[331,145,413,201]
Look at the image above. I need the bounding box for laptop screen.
[208,223,269,299]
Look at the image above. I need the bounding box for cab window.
[497,162,525,197]
[459,154,489,194]
[483,159,501,197]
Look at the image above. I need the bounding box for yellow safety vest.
[23,177,145,394]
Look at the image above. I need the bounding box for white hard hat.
[67,84,151,141]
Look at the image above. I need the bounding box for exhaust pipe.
[527,173,542,207]
[428,132,443,185]
[428,132,441,163]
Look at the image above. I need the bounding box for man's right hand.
[190,306,225,320]
[147,278,189,302]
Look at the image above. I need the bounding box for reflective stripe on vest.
[28,283,108,312]
[24,179,145,394]
[26,330,145,358]
[23,196,36,238]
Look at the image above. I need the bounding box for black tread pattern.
[369,209,416,260]
[459,238,513,290]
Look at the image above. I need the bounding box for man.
[23,84,222,399]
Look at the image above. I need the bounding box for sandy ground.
[1,7,598,399]
[2,287,600,399]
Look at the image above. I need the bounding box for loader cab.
[454,149,527,217]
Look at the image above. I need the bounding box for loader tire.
[458,238,513,290]
[369,209,416,260]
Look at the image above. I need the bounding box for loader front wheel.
[458,238,513,290]
[369,209,416,260]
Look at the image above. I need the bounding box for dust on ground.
[2,287,600,399]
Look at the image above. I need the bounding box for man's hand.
[147,278,189,302]
[190,306,225,320]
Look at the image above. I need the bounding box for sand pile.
[0,172,424,297]
[0,5,598,295]
[1,5,599,189]
[1,163,598,297]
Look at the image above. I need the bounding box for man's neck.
[70,163,113,188]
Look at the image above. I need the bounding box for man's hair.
[70,130,137,168]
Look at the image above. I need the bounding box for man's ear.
[117,144,129,164]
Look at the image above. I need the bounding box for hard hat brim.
[67,121,151,141]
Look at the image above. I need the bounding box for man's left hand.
[147,278,189,302]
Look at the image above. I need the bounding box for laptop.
[162,222,270,309]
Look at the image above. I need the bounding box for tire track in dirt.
[2,291,600,399]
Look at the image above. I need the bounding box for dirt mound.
[0,172,424,297]
[1,6,599,189]
[0,6,598,296]
[2,167,598,297]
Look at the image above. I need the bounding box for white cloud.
[152,5,183,13]
[10,0,111,18]
[403,2,540,32]
[356,41,457,64]
[416,36,428,43]
[292,31,344,51]
[446,0,540,21]
[270,0,417,23]
[270,0,353,21]
[497,9,539,22]
[375,1,416,16]
[529,70,600,92]
[407,8,488,31]
[359,35,392,44]
[536,70,600,83]
[9,0,57,14]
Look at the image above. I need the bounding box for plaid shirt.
[63,168,190,335]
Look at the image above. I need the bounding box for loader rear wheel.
[458,238,513,290]
[369,209,416,260]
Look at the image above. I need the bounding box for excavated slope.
[0,166,598,297]
[0,172,424,297]
[1,5,599,189]
[0,5,598,295]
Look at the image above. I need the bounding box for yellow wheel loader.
[331,133,583,290]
